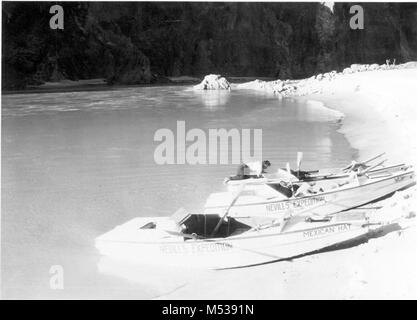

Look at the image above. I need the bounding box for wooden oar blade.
[296,151,303,172]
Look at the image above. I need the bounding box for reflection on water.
[2,85,356,299]
[195,89,231,109]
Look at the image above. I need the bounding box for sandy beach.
[297,66,417,299]
[157,64,417,300]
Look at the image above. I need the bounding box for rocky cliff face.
[2,2,417,89]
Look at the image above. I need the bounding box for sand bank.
[158,65,417,300]
[302,66,417,166]
[297,66,417,299]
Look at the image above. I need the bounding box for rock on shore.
[193,74,231,90]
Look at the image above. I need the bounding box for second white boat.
[204,166,415,219]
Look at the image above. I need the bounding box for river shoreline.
[2,76,277,96]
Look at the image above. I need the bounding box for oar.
[210,183,246,237]
[296,151,303,178]
[342,152,386,172]
[359,159,387,175]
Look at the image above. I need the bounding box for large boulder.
[193,74,231,90]
[342,67,353,74]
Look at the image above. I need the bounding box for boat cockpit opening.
[174,213,252,239]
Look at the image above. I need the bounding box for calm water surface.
[2,85,356,299]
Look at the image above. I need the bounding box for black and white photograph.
[1,0,417,301]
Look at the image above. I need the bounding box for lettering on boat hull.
[159,242,233,255]
[266,196,325,213]
[303,223,351,239]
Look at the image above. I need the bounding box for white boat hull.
[95,214,375,269]
[205,169,415,219]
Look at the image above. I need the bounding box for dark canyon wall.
[2,2,417,89]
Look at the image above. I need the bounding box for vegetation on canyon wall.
[2,2,417,89]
